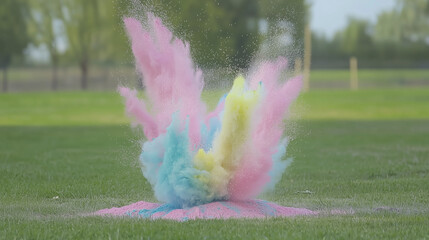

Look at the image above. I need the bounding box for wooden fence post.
[350,57,358,90]
[294,58,302,76]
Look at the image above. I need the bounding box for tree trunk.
[80,60,88,90]
[2,67,7,92]
[51,56,59,91]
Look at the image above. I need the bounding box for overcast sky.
[310,0,396,38]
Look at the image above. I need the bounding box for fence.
[2,64,429,92]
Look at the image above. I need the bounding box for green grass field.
[309,69,429,88]
[1,88,429,239]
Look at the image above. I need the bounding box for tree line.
[0,0,307,92]
[312,0,429,68]
[2,0,428,92]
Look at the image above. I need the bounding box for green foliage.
[374,11,402,44]
[134,0,256,69]
[372,0,429,61]
[2,0,308,78]
[132,0,306,69]
[260,0,308,49]
[27,0,64,89]
[27,0,62,61]
[397,0,429,43]
[313,17,376,61]
[58,0,129,89]
[311,33,344,61]
[58,0,99,88]
[0,0,30,68]
[337,18,373,57]
[312,0,429,67]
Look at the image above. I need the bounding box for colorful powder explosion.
[96,14,313,220]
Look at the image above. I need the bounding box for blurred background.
[0,0,428,92]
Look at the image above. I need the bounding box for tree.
[139,0,260,69]
[217,0,260,69]
[60,0,102,90]
[309,0,429,67]
[28,0,63,90]
[99,0,131,65]
[373,0,429,61]
[0,0,30,92]
[374,11,402,44]
[59,0,128,89]
[375,0,429,44]
[260,0,308,49]
[311,32,344,61]
[337,18,373,57]
[130,0,308,69]
[398,0,429,43]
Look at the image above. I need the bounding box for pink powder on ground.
[93,200,316,221]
